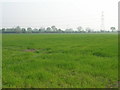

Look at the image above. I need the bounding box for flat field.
[2,33,118,88]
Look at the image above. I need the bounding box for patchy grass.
[2,33,118,88]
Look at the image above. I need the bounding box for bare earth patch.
[23,49,36,52]
[23,48,52,53]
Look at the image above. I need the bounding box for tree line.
[1,26,118,33]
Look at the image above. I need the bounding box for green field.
[2,33,118,88]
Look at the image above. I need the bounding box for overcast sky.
[0,0,119,30]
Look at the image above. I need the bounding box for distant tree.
[77,26,83,32]
[65,28,74,33]
[110,27,116,32]
[0,29,1,33]
[5,28,16,33]
[33,28,39,33]
[27,27,32,33]
[2,28,5,33]
[39,27,45,33]
[21,28,26,33]
[46,27,51,32]
[85,27,91,33]
[15,26,22,33]
[57,29,63,33]
[51,26,57,32]
[39,29,42,32]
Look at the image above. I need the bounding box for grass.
[0,33,2,89]
[2,33,118,88]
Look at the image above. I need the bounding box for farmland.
[2,33,118,88]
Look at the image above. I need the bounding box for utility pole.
[100,11,105,31]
